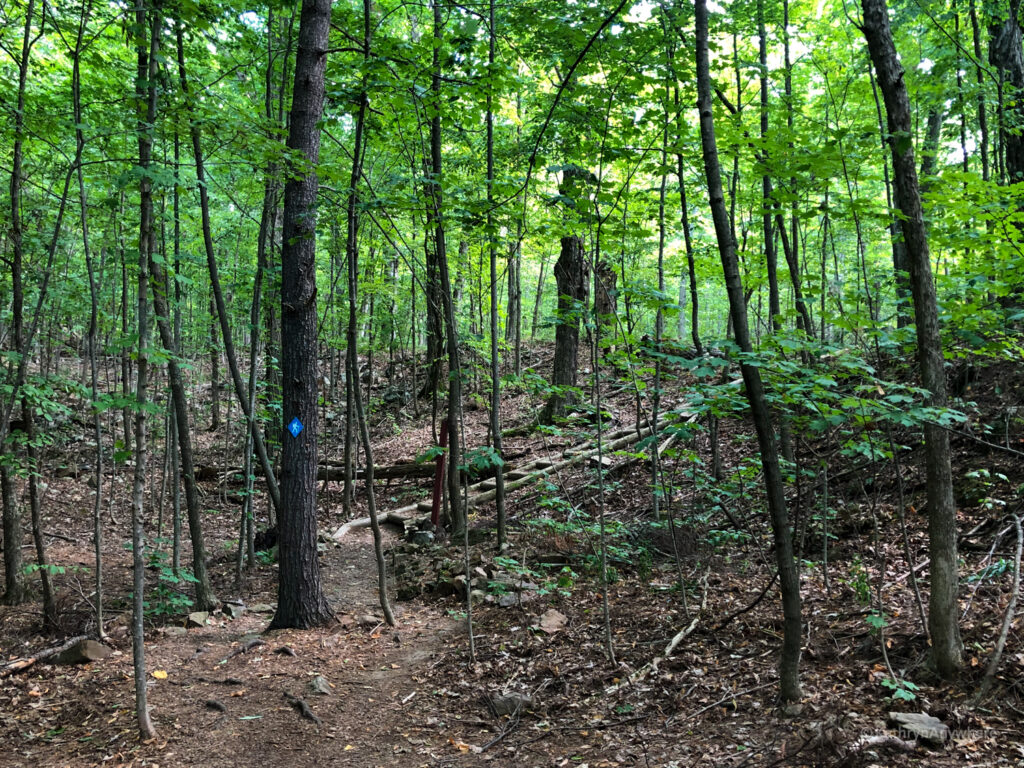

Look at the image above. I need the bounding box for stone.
[161,626,188,637]
[781,702,804,718]
[310,675,332,695]
[469,589,488,605]
[537,608,568,634]
[223,603,245,620]
[53,639,113,665]
[488,692,533,717]
[409,530,435,546]
[186,611,210,628]
[888,712,950,746]
[250,603,275,613]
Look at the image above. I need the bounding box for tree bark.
[486,0,507,548]
[271,0,333,629]
[695,0,802,703]
[990,5,1024,184]
[541,236,588,423]
[132,0,159,739]
[862,0,962,677]
[1,0,35,607]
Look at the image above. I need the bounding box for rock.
[537,608,568,634]
[358,614,381,627]
[223,603,245,620]
[469,589,488,605]
[781,702,804,718]
[53,639,113,665]
[409,530,435,546]
[187,611,210,628]
[310,675,332,695]
[488,692,533,717]
[397,584,420,601]
[888,712,950,746]
[161,626,188,637]
[250,603,275,613]
[497,593,519,608]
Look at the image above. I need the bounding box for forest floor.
[2,346,1024,766]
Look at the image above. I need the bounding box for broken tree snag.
[284,691,322,726]
[0,635,109,677]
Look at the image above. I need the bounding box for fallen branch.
[713,571,779,632]
[670,681,775,725]
[605,570,709,695]
[975,513,1023,703]
[0,635,90,677]
[221,637,265,663]
[284,692,322,726]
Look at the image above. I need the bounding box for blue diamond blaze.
[287,417,304,438]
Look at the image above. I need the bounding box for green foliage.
[143,544,199,617]
[881,676,920,702]
[846,556,872,607]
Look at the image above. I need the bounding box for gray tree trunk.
[862,0,962,677]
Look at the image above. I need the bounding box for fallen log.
[0,636,109,677]
[332,418,680,540]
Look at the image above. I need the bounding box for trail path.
[0,530,471,768]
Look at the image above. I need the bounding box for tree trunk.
[148,218,217,611]
[271,0,334,630]
[696,0,802,703]
[175,25,282,522]
[541,236,588,423]
[990,5,1024,184]
[132,0,159,738]
[429,0,464,534]
[1,0,35,607]
[345,0,395,626]
[862,0,962,677]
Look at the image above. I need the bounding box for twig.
[713,571,779,632]
[43,530,78,543]
[283,691,323,726]
[605,570,709,695]
[669,682,775,725]
[975,513,1023,703]
[221,637,265,663]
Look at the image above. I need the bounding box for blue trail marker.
[287,417,304,438]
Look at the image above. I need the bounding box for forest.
[1,0,1023,764]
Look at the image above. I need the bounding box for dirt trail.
[0,529,470,768]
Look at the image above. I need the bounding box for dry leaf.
[152,670,168,680]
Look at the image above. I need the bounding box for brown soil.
[2,352,1024,767]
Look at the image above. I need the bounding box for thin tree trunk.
[175,25,282,520]
[346,0,395,625]
[81,144,105,636]
[862,0,962,677]
[530,255,546,342]
[696,0,802,703]
[132,1,159,738]
[429,0,464,533]
[1,0,36,607]
[486,0,506,547]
